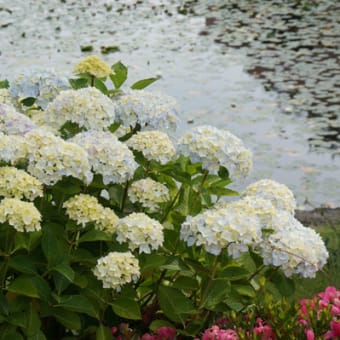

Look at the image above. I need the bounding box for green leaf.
[9,255,37,274]
[8,276,50,301]
[52,308,81,331]
[96,325,112,340]
[139,254,167,273]
[21,97,36,107]
[101,45,120,54]
[93,78,108,94]
[110,62,128,89]
[69,78,88,89]
[111,295,141,320]
[79,229,113,243]
[158,286,195,323]
[218,166,230,180]
[235,284,256,298]
[27,330,47,340]
[270,271,295,297]
[131,77,160,90]
[53,262,75,283]
[0,325,24,340]
[0,293,9,316]
[200,279,231,310]
[173,277,199,290]
[24,303,41,337]
[0,80,9,89]
[57,295,99,319]
[149,320,175,332]
[218,265,249,281]
[208,186,239,197]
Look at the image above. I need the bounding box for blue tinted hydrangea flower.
[260,212,329,278]
[0,104,37,135]
[126,130,176,164]
[27,140,93,185]
[9,68,69,109]
[0,166,43,201]
[70,131,137,184]
[177,125,252,178]
[116,213,164,254]
[0,198,41,232]
[128,178,170,212]
[115,89,179,132]
[0,133,29,164]
[243,179,296,214]
[93,251,140,291]
[44,88,116,131]
[181,202,262,257]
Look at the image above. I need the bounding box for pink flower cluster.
[141,326,177,340]
[299,286,340,339]
[199,326,239,340]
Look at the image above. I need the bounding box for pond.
[0,0,339,208]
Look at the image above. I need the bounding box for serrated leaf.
[57,295,99,319]
[158,286,195,323]
[111,296,141,320]
[200,279,231,310]
[93,78,108,94]
[139,254,167,273]
[218,265,249,281]
[131,77,160,90]
[53,262,75,283]
[9,255,37,275]
[173,277,199,290]
[69,78,88,89]
[79,229,113,243]
[8,276,50,301]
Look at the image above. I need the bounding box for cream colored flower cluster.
[116,212,164,254]
[63,193,118,233]
[177,125,252,178]
[0,198,41,232]
[115,90,179,132]
[243,179,296,214]
[260,211,329,278]
[44,87,116,131]
[0,166,43,201]
[0,103,37,135]
[128,178,170,212]
[27,139,93,185]
[73,55,112,78]
[93,251,140,290]
[0,89,18,107]
[126,130,176,164]
[181,202,262,257]
[70,131,138,184]
[0,133,28,164]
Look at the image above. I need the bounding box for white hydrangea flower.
[126,130,176,164]
[0,103,37,135]
[0,166,43,201]
[0,198,41,232]
[243,179,296,214]
[27,140,93,185]
[128,178,170,212]
[93,251,140,291]
[9,68,70,109]
[70,131,138,184]
[63,194,118,232]
[44,87,116,131]
[116,213,164,254]
[0,133,29,164]
[24,128,61,150]
[181,203,262,258]
[260,213,329,278]
[0,89,19,107]
[115,89,179,132]
[177,125,252,178]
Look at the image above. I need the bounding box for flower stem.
[120,180,129,212]
[199,255,219,308]
[161,185,183,223]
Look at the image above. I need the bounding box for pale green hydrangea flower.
[177,125,252,178]
[70,131,138,184]
[0,103,37,135]
[181,201,262,258]
[0,198,41,232]
[243,179,296,214]
[116,212,164,254]
[0,166,43,201]
[115,89,179,132]
[44,87,116,131]
[260,212,329,278]
[63,193,118,233]
[74,55,112,78]
[128,178,170,212]
[27,140,93,185]
[0,133,29,164]
[0,89,19,107]
[126,130,176,164]
[93,251,140,291]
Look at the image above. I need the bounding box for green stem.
[120,180,129,212]
[199,255,219,308]
[161,185,183,223]
[90,76,95,87]
[0,227,14,290]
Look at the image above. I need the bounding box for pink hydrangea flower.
[253,318,276,340]
[324,320,340,339]
[201,326,239,340]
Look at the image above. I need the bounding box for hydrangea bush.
[0,56,331,339]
